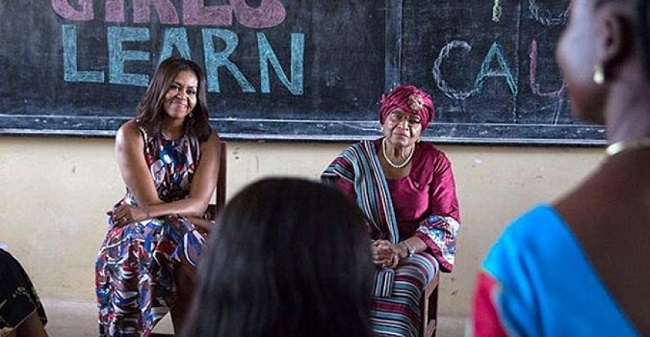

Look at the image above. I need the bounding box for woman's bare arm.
[113,120,220,223]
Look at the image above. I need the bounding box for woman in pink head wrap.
[322,84,460,337]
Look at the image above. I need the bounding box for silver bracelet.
[402,241,415,258]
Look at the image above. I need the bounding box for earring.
[189,112,194,118]
[593,63,605,85]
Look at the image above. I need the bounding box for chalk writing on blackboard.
[493,0,502,22]
[0,0,605,144]
[54,0,305,94]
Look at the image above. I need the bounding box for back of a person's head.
[183,177,373,337]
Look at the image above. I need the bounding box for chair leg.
[429,281,439,337]
[421,273,440,337]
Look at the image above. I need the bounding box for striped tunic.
[323,139,460,337]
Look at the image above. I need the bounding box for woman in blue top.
[470,0,650,336]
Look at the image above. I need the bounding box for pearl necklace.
[605,138,650,157]
[382,138,414,169]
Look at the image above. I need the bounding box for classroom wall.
[0,136,603,317]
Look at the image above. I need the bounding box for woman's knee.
[396,254,439,285]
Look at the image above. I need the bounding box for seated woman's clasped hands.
[372,239,414,269]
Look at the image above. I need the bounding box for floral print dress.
[95,128,206,336]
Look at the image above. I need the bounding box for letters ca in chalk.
[433,0,568,102]
[53,0,305,95]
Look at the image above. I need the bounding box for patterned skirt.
[95,215,206,337]
[370,253,439,337]
[0,249,47,337]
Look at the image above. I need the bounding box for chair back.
[215,141,227,210]
[205,141,227,220]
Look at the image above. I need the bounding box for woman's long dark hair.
[182,177,374,337]
[135,57,211,141]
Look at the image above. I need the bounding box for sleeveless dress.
[95,128,207,337]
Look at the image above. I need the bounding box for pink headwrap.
[379,84,435,130]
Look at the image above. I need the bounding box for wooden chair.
[212,141,228,215]
[205,141,227,220]
[420,272,440,337]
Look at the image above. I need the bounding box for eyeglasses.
[389,111,421,126]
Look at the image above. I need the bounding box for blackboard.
[0,0,604,144]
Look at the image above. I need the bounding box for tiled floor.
[42,298,466,337]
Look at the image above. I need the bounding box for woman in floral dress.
[95,57,221,336]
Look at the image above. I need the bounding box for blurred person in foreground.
[0,247,48,337]
[470,0,650,335]
[182,177,374,337]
